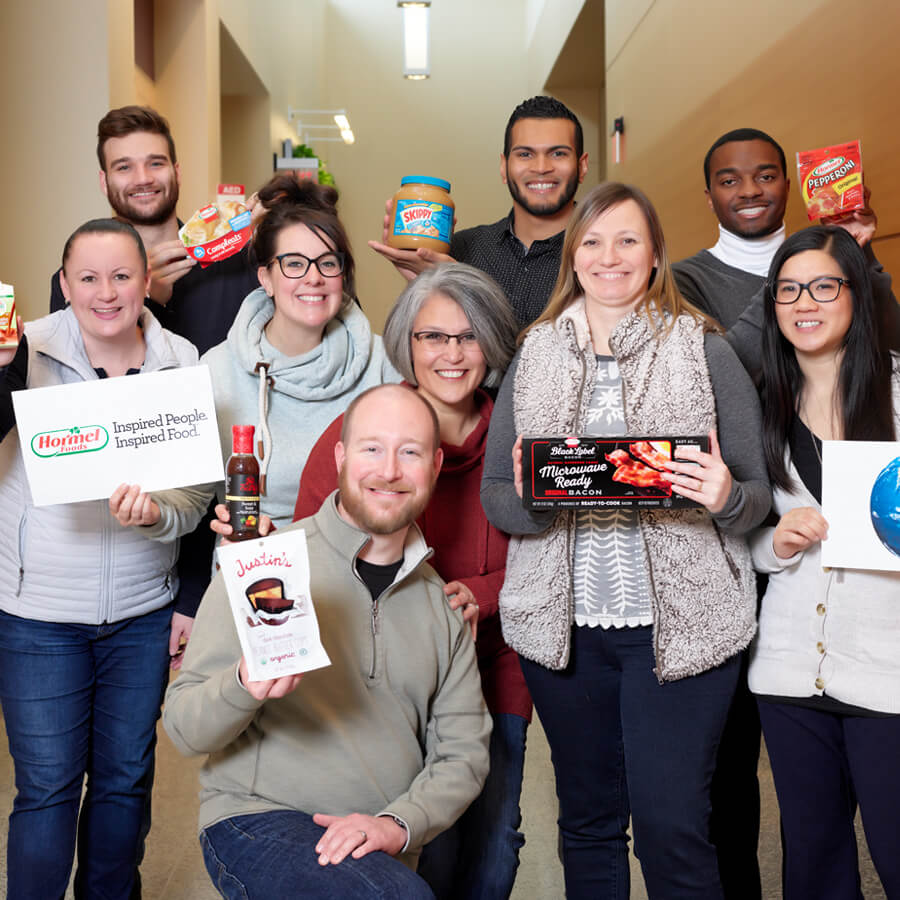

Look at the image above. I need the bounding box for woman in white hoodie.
[0,219,210,899]
[202,176,398,528]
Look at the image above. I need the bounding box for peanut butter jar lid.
[400,175,451,192]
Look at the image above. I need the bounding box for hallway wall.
[605,0,900,275]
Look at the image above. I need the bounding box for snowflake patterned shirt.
[572,356,653,629]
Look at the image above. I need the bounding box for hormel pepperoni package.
[521,435,708,510]
[797,141,864,223]
[179,183,252,268]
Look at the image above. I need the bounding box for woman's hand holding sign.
[109,483,161,526]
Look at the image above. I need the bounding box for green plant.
[292,144,336,187]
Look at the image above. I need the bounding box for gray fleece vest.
[500,305,756,680]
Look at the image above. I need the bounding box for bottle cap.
[231,424,255,454]
[400,175,451,192]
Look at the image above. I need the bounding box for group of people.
[0,94,896,900]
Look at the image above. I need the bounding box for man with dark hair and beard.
[163,384,490,899]
[49,105,258,356]
[370,96,588,329]
[49,105,260,686]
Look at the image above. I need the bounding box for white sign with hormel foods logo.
[12,365,224,506]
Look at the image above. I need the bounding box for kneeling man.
[164,384,490,898]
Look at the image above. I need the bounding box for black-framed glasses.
[770,276,850,305]
[270,251,345,279]
[412,330,480,348]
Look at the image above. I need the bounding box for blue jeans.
[758,699,900,899]
[520,624,738,900]
[201,811,435,899]
[0,605,172,900]
[416,712,527,899]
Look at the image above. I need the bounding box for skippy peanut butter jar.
[797,141,864,223]
[387,176,455,253]
[179,183,252,268]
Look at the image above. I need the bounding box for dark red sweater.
[294,388,531,721]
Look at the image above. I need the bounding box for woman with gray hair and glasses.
[295,262,532,900]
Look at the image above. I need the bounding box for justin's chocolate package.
[522,435,709,510]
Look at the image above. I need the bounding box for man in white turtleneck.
[673,128,789,330]
[672,128,790,900]
[675,128,900,900]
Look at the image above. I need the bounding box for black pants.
[710,648,762,900]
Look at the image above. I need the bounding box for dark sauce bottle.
[225,425,260,541]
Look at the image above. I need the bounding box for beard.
[337,468,431,536]
[106,180,179,227]
[506,165,579,217]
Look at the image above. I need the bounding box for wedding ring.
[359,830,367,842]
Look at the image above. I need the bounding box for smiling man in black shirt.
[370,96,588,331]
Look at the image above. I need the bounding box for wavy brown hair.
[524,182,717,342]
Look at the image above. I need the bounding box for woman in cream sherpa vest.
[481,183,771,899]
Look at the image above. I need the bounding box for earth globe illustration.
[870,456,900,557]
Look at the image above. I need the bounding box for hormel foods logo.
[31,425,109,458]
[565,437,580,447]
[812,157,845,177]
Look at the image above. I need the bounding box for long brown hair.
[524,182,717,342]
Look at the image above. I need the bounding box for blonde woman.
[481,183,770,898]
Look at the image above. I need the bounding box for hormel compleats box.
[522,435,708,510]
[0,283,17,350]
[179,183,252,268]
[797,141,864,223]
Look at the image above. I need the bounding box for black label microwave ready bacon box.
[522,435,709,510]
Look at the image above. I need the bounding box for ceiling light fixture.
[398,2,431,80]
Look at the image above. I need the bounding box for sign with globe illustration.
[822,441,900,571]
[870,457,900,557]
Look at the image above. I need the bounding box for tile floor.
[0,698,886,898]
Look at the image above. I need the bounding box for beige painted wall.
[0,0,113,321]
[605,0,900,279]
[319,0,589,330]
[218,0,327,159]
[526,0,588,94]
[0,0,594,328]
[153,0,222,215]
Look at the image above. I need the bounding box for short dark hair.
[760,226,894,491]
[703,128,786,188]
[503,96,583,159]
[340,384,441,454]
[62,218,148,273]
[97,106,177,171]
[252,175,356,307]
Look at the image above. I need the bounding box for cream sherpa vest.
[500,301,756,680]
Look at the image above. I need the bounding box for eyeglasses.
[771,276,850,305]
[270,251,345,279]
[412,330,480,348]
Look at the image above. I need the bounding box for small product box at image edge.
[522,435,709,510]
